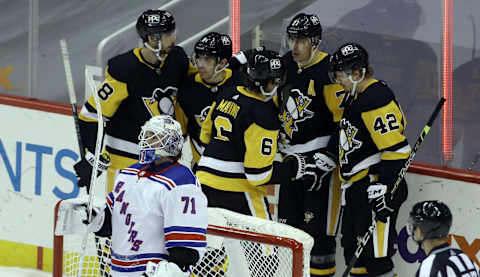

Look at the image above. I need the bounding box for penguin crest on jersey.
[339,118,362,165]
[279,89,314,138]
[142,86,178,116]
[194,105,211,127]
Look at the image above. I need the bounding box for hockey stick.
[341,97,446,277]
[60,39,85,160]
[61,39,106,277]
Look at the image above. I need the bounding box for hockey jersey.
[175,68,243,165]
[333,79,411,184]
[106,161,208,276]
[79,46,194,169]
[196,86,281,195]
[279,51,338,154]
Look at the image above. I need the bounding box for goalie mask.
[138,115,184,164]
[193,32,232,81]
[407,200,452,242]
[329,42,369,98]
[136,9,176,60]
[247,49,286,99]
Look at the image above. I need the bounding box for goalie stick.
[60,38,108,277]
[341,97,446,277]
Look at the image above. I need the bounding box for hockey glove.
[55,196,105,235]
[367,183,395,223]
[73,151,110,193]
[283,152,336,191]
[144,261,189,277]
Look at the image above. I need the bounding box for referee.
[407,200,479,277]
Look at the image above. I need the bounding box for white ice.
[0,266,51,277]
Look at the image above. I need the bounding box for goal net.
[53,200,313,277]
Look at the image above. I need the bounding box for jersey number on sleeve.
[97,83,114,101]
[214,116,232,141]
[181,196,196,214]
[261,138,273,155]
[373,113,400,134]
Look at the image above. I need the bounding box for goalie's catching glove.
[283,152,336,191]
[73,150,110,193]
[55,196,105,235]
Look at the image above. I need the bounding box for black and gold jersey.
[79,46,193,169]
[336,79,411,183]
[175,69,243,165]
[280,51,338,154]
[196,86,280,195]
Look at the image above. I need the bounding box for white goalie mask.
[138,115,184,164]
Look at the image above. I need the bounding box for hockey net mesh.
[54,204,313,277]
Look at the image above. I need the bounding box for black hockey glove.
[73,151,110,193]
[283,152,336,191]
[367,183,396,223]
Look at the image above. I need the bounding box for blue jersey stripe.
[111,250,168,261]
[165,241,207,248]
[164,226,207,234]
[147,176,172,190]
[111,265,146,272]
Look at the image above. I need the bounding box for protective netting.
[55,206,313,277]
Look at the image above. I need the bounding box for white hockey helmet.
[138,115,184,164]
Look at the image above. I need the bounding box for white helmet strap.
[144,39,164,62]
[260,84,279,101]
[347,68,366,98]
[297,40,321,72]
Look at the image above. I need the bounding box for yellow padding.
[0,239,52,272]
[310,265,336,275]
[351,266,368,274]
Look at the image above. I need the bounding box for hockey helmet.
[138,115,184,164]
[136,9,176,42]
[287,13,322,40]
[247,49,285,96]
[329,42,369,73]
[407,200,452,240]
[194,32,232,61]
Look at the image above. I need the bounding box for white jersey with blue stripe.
[106,161,208,276]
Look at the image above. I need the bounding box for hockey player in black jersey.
[327,42,411,276]
[196,48,321,219]
[176,32,243,170]
[278,13,343,277]
[408,200,479,276]
[74,9,195,193]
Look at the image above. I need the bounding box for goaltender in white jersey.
[61,115,208,277]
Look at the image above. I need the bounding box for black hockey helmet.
[407,200,452,240]
[194,32,232,61]
[329,42,369,73]
[136,9,176,42]
[286,13,322,40]
[247,48,285,91]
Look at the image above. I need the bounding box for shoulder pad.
[107,50,140,82]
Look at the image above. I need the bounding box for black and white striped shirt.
[416,243,479,277]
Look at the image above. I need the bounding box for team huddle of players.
[63,8,479,277]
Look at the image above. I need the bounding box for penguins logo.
[142,86,178,116]
[279,89,314,138]
[304,211,314,224]
[339,118,362,165]
[194,106,211,127]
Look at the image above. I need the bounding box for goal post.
[53,200,313,277]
